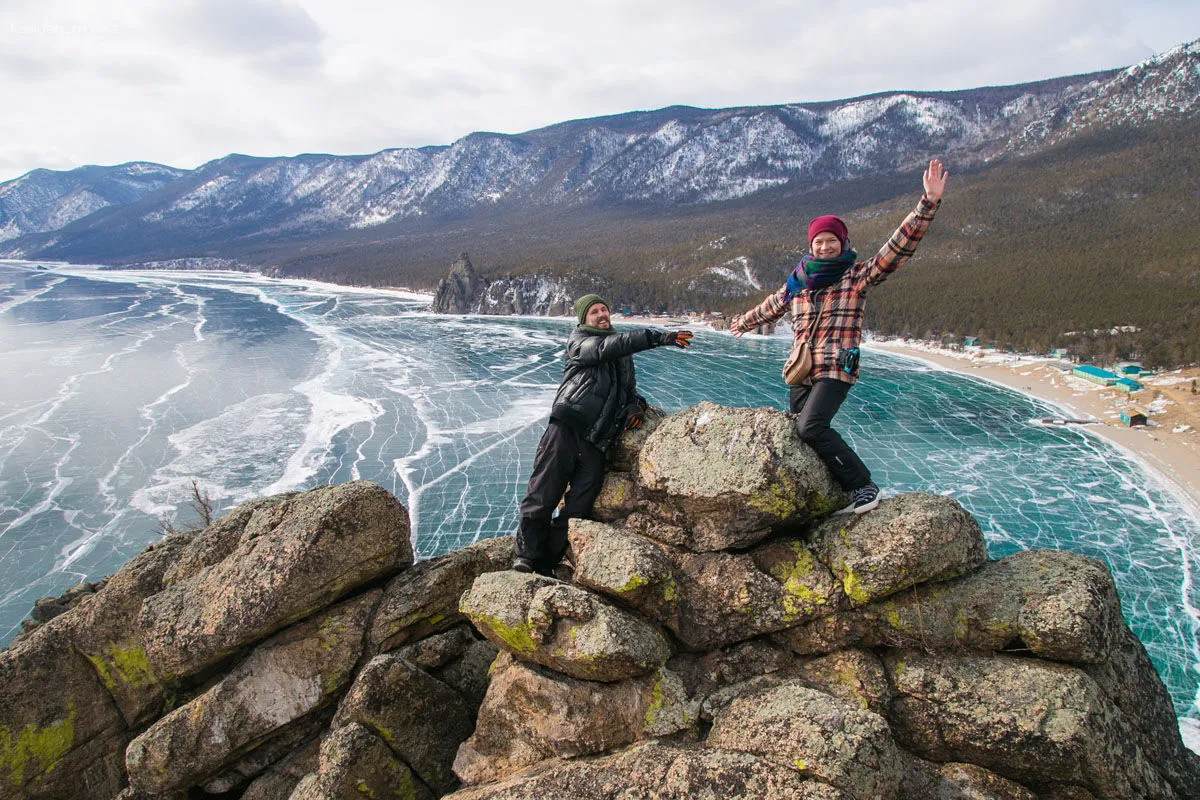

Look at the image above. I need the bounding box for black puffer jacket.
[550,326,660,451]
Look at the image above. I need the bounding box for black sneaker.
[848,482,880,514]
[511,557,536,574]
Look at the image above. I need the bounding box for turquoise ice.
[1,262,1196,742]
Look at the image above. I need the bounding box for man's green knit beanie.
[573,294,607,324]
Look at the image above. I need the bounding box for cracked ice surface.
[0,262,1197,745]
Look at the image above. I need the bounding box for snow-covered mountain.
[0,162,185,243]
[2,39,1196,263]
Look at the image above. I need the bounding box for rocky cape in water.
[428,253,574,317]
[3,402,1198,800]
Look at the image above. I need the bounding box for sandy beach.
[868,340,1200,519]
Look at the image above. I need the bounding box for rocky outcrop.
[1,480,512,800]
[3,404,1198,800]
[429,253,483,314]
[428,252,574,316]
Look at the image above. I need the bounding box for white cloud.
[0,0,1196,182]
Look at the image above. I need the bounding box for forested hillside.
[252,121,1197,366]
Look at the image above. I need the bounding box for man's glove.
[660,330,693,348]
[625,411,644,430]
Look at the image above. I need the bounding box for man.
[514,295,693,575]
[730,159,949,514]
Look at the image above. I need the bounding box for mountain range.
[1,39,1198,364]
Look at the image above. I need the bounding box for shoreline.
[12,262,1198,519]
[867,339,1200,521]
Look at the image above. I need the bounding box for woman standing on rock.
[729,159,949,514]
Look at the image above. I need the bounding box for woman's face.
[811,232,843,259]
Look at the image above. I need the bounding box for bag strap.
[800,289,825,343]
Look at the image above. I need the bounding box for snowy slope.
[1,39,1195,262]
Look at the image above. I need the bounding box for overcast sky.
[1,0,1197,183]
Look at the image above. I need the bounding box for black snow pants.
[790,378,872,491]
[515,419,607,574]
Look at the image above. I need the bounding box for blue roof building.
[1115,377,1143,393]
[1072,365,1119,386]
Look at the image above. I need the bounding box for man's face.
[585,303,611,330]
[810,232,843,259]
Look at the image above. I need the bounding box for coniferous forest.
[240,121,1198,367]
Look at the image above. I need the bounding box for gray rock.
[436,639,501,709]
[66,533,190,726]
[137,481,411,679]
[607,405,667,473]
[0,615,129,800]
[163,493,298,586]
[446,740,845,800]
[369,535,512,654]
[667,639,797,703]
[333,652,474,795]
[395,625,479,670]
[460,570,671,681]
[1083,626,1200,800]
[568,519,680,619]
[453,653,696,786]
[126,591,378,794]
[637,402,847,550]
[901,758,1037,800]
[884,651,1177,799]
[241,736,323,800]
[202,708,333,795]
[429,253,482,314]
[571,520,844,651]
[775,549,1123,659]
[288,723,435,800]
[864,549,1123,660]
[707,680,905,800]
[590,472,639,522]
[810,493,986,607]
[794,649,892,716]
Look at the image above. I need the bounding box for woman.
[730,159,948,513]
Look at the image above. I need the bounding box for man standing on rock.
[729,159,949,514]
[514,295,693,576]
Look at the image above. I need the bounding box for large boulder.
[163,493,298,586]
[333,652,475,796]
[65,533,190,727]
[137,481,411,679]
[460,571,671,681]
[289,723,435,800]
[453,653,696,785]
[125,591,378,794]
[570,520,844,651]
[607,405,667,473]
[1084,626,1200,799]
[636,402,846,550]
[707,681,905,800]
[775,549,1126,659]
[368,535,512,654]
[0,615,130,800]
[884,651,1178,799]
[809,493,986,607]
[446,740,845,800]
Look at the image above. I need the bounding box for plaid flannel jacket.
[735,194,940,386]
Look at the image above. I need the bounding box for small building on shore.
[1115,377,1144,394]
[1120,407,1149,427]
[1072,365,1119,386]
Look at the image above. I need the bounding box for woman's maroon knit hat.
[808,215,849,247]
